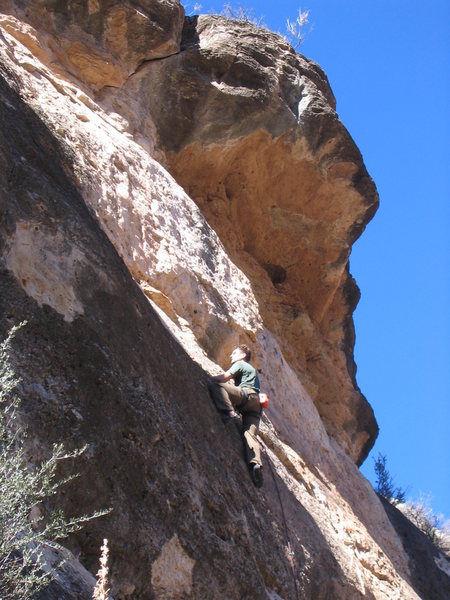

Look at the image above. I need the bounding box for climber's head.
[230,344,251,363]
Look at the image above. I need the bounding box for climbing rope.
[262,442,301,600]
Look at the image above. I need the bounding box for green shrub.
[373,453,449,557]
[0,323,106,599]
[373,453,406,505]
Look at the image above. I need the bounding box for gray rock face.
[134,15,337,149]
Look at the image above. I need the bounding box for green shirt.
[227,360,260,391]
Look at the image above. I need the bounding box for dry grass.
[93,539,110,600]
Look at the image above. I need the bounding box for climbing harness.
[239,388,270,411]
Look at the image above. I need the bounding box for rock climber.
[207,344,263,488]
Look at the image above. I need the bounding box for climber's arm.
[210,371,234,383]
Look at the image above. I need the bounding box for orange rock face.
[1,0,185,89]
[127,16,379,463]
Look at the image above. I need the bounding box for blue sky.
[187,1,450,519]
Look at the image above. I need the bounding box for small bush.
[219,2,267,27]
[373,453,406,505]
[217,3,311,48]
[0,323,107,599]
[372,454,449,557]
[286,7,310,48]
[399,494,450,557]
[185,2,203,15]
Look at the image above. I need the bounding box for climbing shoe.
[221,410,240,424]
[251,464,263,488]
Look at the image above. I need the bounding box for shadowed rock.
[380,498,450,600]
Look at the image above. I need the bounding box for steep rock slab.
[0,66,289,599]
[117,14,379,464]
[0,64,418,600]
[1,0,185,89]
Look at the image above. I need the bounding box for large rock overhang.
[124,15,380,463]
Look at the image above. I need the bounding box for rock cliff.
[112,14,379,465]
[0,2,448,598]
